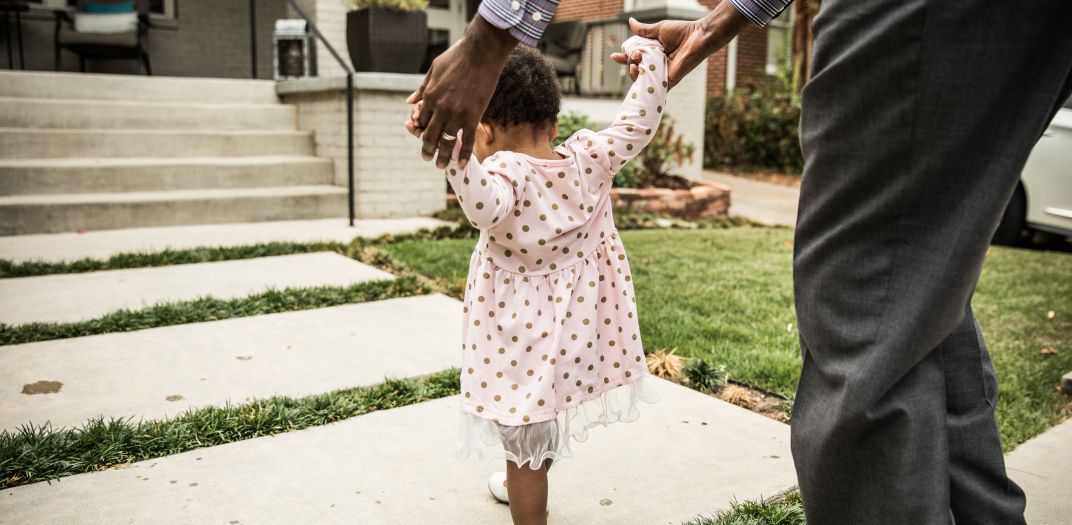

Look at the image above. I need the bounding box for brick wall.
[280,77,445,218]
[736,25,768,88]
[555,0,624,22]
[3,0,288,79]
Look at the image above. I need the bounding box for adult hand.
[611,2,751,88]
[407,15,516,168]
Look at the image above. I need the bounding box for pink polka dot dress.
[451,37,668,469]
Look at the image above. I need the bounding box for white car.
[994,96,1072,245]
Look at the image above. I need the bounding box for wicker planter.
[346,8,428,74]
[611,178,731,220]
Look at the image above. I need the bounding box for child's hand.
[404,101,424,138]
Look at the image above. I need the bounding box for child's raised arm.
[585,36,670,176]
[445,151,522,230]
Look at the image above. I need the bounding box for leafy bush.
[556,112,694,189]
[704,74,803,174]
[636,114,694,186]
[554,111,596,146]
[340,0,428,11]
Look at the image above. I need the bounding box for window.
[148,0,177,19]
[29,0,176,19]
[765,8,793,75]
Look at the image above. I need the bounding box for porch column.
[623,0,709,179]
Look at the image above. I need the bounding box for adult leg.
[940,305,1024,523]
[791,0,1072,523]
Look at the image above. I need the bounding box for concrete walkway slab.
[0,378,796,524]
[0,217,448,263]
[0,252,392,326]
[0,295,461,433]
[701,171,799,227]
[1006,418,1072,525]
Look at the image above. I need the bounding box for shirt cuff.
[478,0,558,47]
[728,0,793,28]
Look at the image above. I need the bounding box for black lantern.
[273,19,313,80]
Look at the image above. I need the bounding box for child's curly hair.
[482,46,561,128]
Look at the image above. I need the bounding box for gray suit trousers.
[791,0,1072,523]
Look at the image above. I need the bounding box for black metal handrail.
[254,0,357,226]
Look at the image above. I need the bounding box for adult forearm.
[698,0,754,58]
[465,14,518,64]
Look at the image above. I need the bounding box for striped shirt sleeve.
[728,0,793,27]
[478,0,560,47]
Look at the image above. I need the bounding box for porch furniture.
[54,0,152,75]
[538,21,586,94]
[0,0,28,69]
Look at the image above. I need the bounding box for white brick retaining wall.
[278,74,445,219]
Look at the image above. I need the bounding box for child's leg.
[505,458,551,525]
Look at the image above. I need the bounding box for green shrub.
[556,112,694,189]
[554,111,597,146]
[704,74,803,174]
[635,114,694,186]
[682,357,728,394]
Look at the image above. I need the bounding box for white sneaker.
[488,471,509,504]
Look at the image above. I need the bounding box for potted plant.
[342,0,429,74]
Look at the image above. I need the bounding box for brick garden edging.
[611,178,731,219]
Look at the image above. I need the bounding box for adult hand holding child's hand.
[611,6,749,89]
[406,16,517,169]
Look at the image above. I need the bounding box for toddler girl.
[410,36,668,524]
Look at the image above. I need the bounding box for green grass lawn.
[382,227,1072,450]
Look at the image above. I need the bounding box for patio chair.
[54,0,152,75]
[538,21,586,94]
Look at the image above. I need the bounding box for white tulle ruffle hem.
[454,375,659,470]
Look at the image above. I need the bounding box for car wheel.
[992,184,1027,246]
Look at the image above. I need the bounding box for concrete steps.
[0,251,393,325]
[0,186,349,235]
[0,156,333,195]
[0,70,280,104]
[0,128,316,159]
[0,70,352,235]
[0,97,297,130]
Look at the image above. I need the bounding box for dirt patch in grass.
[715,382,791,423]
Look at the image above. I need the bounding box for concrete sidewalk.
[0,217,448,263]
[0,252,392,325]
[702,171,799,227]
[0,295,461,433]
[1006,418,1072,524]
[0,378,797,524]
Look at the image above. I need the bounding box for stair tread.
[0,186,348,205]
[0,127,311,136]
[0,96,290,110]
[0,155,331,168]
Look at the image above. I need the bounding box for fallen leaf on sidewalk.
[1040,347,1057,355]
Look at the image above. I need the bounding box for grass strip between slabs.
[0,276,429,346]
[0,209,757,279]
[0,368,461,489]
